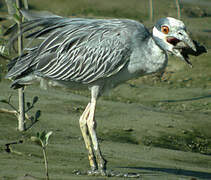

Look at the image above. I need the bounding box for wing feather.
[7,14,138,84]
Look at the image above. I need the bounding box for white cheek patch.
[152,26,174,52]
[152,26,166,40]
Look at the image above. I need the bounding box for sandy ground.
[0,79,211,180]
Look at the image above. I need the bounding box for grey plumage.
[6,15,150,88]
[6,11,206,175]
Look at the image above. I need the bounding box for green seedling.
[0,95,41,130]
[31,131,53,180]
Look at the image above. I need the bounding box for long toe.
[97,157,107,174]
[87,169,98,176]
[87,169,107,176]
[87,169,104,176]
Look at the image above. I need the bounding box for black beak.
[176,40,207,68]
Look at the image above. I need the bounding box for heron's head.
[153,17,196,67]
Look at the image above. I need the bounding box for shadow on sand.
[120,166,211,179]
[158,94,211,103]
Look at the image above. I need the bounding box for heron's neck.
[128,37,168,75]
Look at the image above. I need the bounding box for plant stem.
[175,0,181,19]
[149,0,153,22]
[23,0,28,10]
[42,147,50,180]
[16,0,26,131]
[18,88,26,131]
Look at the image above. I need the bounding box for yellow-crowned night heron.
[6,10,206,175]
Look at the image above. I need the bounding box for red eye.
[161,26,169,34]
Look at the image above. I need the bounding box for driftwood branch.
[0,108,18,116]
[0,95,31,120]
[0,107,31,120]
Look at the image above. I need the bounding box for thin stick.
[149,0,154,22]
[0,107,31,121]
[175,0,181,19]
[0,108,18,116]
[42,147,50,180]
[16,0,26,131]
[23,0,29,10]
[18,88,26,131]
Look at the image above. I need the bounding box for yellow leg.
[87,97,107,175]
[79,103,97,171]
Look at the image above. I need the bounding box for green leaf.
[32,131,53,147]
[45,131,53,146]
[26,102,31,108]
[40,131,46,142]
[33,96,39,105]
[12,14,21,24]
[0,99,8,104]
[31,136,42,147]
[35,110,41,121]
[36,132,40,138]
[13,3,21,17]
[30,116,34,122]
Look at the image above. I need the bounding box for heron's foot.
[73,169,142,178]
[87,169,106,176]
[97,156,107,175]
[106,170,142,178]
[88,169,142,178]
[88,156,98,172]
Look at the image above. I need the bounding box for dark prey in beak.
[175,40,207,67]
[181,40,207,57]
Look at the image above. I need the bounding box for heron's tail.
[5,49,38,80]
[6,50,41,89]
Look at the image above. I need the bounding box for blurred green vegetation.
[143,128,211,155]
